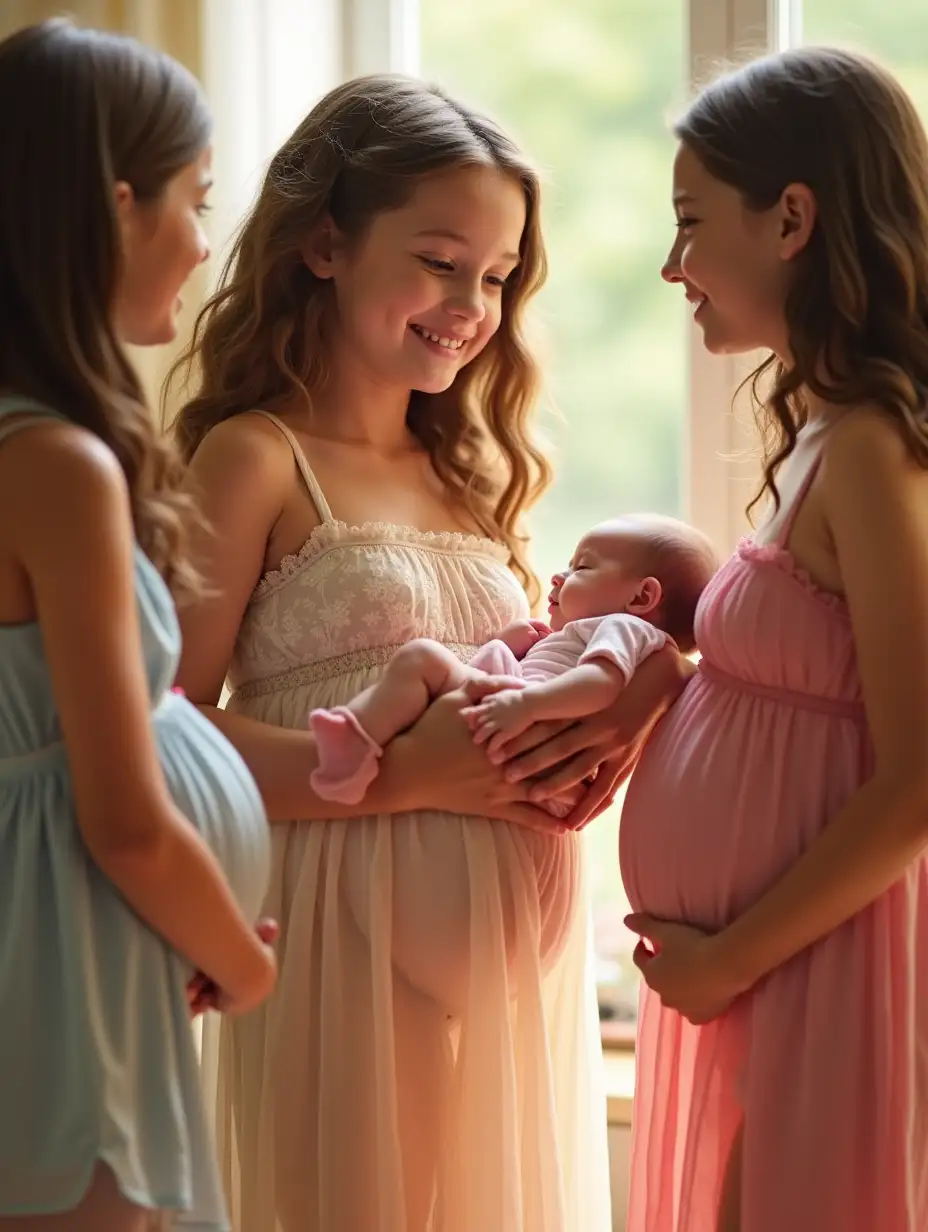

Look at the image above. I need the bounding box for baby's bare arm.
[466,658,628,755]
[515,659,627,723]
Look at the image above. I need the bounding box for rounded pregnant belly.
[619,676,862,932]
[154,696,270,923]
[346,814,581,1013]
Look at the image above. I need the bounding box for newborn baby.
[309,514,719,812]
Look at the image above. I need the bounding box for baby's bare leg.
[346,639,471,748]
[310,640,472,804]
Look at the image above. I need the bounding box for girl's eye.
[420,256,455,272]
[675,216,698,231]
[196,203,213,218]
[485,274,509,289]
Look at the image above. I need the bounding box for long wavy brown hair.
[0,19,209,596]
[171,74,551,603]
[676,47,928,516]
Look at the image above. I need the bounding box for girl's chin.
[696,313,764,358]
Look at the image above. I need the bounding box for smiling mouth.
[409,323,469,354]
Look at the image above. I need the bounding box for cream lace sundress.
[200,412,611,1232]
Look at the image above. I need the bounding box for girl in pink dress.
[618,47,928,1232]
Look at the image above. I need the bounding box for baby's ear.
[627,576,662,617]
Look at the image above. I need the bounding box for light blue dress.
[0,399,270,1227]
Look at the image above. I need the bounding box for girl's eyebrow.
[413,228,520,264]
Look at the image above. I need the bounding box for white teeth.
[414,326,465,350]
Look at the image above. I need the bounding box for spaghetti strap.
[248,410,335,524]
[775,452,824,548]
[0,396,69,445]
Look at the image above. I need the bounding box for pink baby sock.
[309,706,384,804]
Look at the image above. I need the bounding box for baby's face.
[547,522,656,632]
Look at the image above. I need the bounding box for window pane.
[800,2,928,114]
[420,1,686,1031]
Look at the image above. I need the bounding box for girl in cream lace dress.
[174,78,613,1232]
[212,415,604,1230]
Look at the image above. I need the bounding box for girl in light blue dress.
[0,20,272,1232]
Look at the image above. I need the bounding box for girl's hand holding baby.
[494,647,695,829]
[385,688,569,834]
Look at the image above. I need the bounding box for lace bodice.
[226,414,529,700]
[229,521,528,697]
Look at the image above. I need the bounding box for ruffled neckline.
[737,536,849,615]
[253,519,511,600]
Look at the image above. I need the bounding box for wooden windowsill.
[600,1019,636,1049]
[603,1047,634,1127]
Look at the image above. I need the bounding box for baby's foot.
[310,707,383,804]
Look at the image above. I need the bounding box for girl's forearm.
[631,646,695,734]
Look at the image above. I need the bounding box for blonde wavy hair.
[0,19,209,597]
[171,74,551,603]
[676,47,928,516]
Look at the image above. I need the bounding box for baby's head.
[547,515,719,653]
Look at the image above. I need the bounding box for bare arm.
[8,424,273,1011]
[484,644,695,827]
[713,411,928,992]
[466,660,627,757]
[467,616,668,754]
[177,417,557,830]
[513,660,625,721]
[176,415,350,821]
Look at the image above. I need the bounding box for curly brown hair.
[170,74,551,604]
[0,19,210,596]
[676,46,928,517]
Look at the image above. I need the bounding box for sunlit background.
[421,0,928,1034]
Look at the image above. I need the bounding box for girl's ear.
[778,182,817,262]
[300,215,346,279]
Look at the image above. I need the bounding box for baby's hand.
[498,618,551,660]
[461,672,526,712]
[467,689,534,759]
